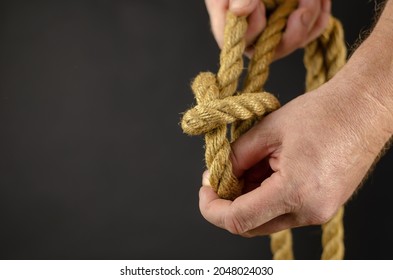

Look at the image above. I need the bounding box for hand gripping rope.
[181,0,346,259]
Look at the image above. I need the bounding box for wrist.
[346,34,393,128]
[333,12,393,136]
[316,30,393,158]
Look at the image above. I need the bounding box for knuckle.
[297,32,310,48]
[224,206,250,235]
[283,34,304,55]
[199,203,210,222]
[306,203,337,225]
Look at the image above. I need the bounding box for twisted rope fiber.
[181,0,347,259]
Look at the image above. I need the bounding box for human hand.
[198,72,392,237]
[205,0,331,59]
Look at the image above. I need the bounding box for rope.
[181,0,347,260]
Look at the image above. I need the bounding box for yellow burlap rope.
[181,0,346,259]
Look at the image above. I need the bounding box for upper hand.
[198,74,391,237]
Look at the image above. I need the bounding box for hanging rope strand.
[240,0,299,260]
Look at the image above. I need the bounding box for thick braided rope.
[236,0,298,260]
[182,12,281,200]
[190,13,246,200]
[181,0,347,259]
[232,0,298,139]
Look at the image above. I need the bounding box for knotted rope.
[181,0,346,259]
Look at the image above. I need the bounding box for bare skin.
[199,0,393,237]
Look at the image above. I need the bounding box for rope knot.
[181,72,280,136]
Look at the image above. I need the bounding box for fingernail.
[202,170,211,186]
[301,10,313,31]
[230,0,252,12]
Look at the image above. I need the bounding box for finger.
[298,0,322,31]
[244,213,298,236]
[229,0,260,16]
[200,172,289,235]
[274,0,322,59]
[305,0,331,44]
[202,170,211,186]
[227,173,289,233]
[230,113,281,178]
[205,0,228,48]
[199,185,232,230]
[244,1,266,47]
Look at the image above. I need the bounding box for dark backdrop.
[0,0,391,260]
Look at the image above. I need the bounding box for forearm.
[352,0,393,115]
[348,0,393,120]
[328,0,393,153]
[371,0,393,108]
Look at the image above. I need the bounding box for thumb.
[229,0,260,16]
[230,115,281,178]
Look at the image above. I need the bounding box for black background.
[0,0,392,260]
